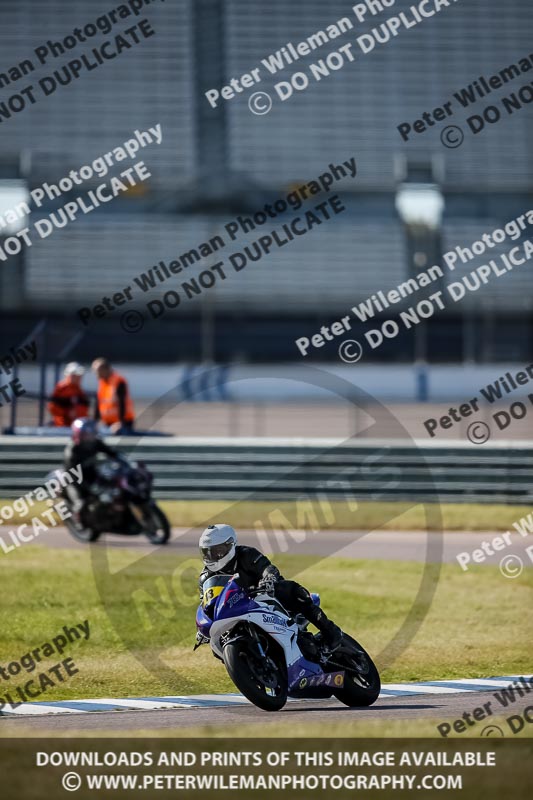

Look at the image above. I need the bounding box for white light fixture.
[0,180,30,235]
[395,183,444,229]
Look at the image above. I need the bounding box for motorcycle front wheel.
[223,639,288,711]
[64,516,101,543]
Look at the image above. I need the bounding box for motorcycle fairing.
[197,577,346,696]
[196,576,261,639]
[288,667,345,698]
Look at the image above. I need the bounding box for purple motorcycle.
[195,574,380,712]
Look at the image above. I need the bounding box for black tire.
[141,505,171,545]
[223,638,288,711]
[64,517,101,543]
[331,634,381,707]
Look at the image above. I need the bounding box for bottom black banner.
[1,738,532,799]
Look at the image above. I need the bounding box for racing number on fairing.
[203,586,223,607]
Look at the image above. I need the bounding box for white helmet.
[199,524,237,572]
[64,361,85,377]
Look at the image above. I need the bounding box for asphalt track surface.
[6,525,533,566]
[2,691,529,735]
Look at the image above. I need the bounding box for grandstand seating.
[226,0,533,190]
[23,208,533,314]
[0,0,531,349]
[1,1,531,190]
[23,211,407,311]
[0,0,193,187]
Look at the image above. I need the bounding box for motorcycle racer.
[63,418,122,517]
[198,523,343,650]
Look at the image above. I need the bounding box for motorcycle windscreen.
[202,574,232,611]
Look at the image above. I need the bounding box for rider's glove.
[257,576,276,595]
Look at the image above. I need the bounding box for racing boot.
[296,588,343,651]
[308,607,343,652]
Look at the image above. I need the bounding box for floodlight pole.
[395,182,444,400]
[193,0,229,189]
[193,0,229,364]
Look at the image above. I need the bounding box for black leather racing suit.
[199,545,341,645]
[64,438,119,499]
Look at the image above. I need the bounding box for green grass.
[2,498,533,531]
[0,546,531,709]
[162,499,533,532]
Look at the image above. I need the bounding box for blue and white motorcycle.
[195,574,380,712]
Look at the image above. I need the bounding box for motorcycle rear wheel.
[223,640,288,711]
[140,505,171,545]
[331,634,381,707]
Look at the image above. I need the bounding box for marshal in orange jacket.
[48,379,90,427]
[96,372,135,426]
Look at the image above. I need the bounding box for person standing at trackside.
[48,362,90,427]
[92,357,135,434]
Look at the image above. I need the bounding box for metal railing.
[0,436,530,505]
